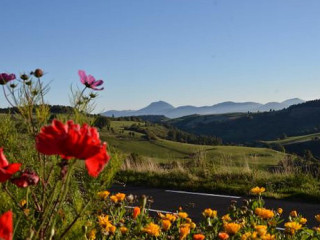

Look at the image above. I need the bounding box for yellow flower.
[110,193,126,203]
[23,209,30,216]
[179,224,190,240]
[241,232,251,240]
[315,214,320,222]
[186,217,192,223]
[222,214,231,222]
[313,226,320,232]
[255,208,274,219]
[142,222,161,237]
[255,225,267,236]
[277,208,283,214]
[20,199,27,207]
[162,219,172,231]
[88,229,96,240]
[250,186,265,195]
[115,193,126,201]
[190,222,196,229]
[120,226,128,234]
[98,215,111,228]
[285,221,302,234]
[261,233,276,240]
[202,208,217,218]
[224,222,241,235]
[300,217,307,224]
[110,195,118,203]
[178,212,188,219]
[97,191,110,200]
[165,213,177,222]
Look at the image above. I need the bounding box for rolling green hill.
[102,120,285,170]
[168,100,320,144]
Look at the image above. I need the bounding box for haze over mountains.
[103,98,305,118]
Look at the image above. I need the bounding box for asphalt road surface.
[110,185,320,227]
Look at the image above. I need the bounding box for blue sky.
[1,0,320,112]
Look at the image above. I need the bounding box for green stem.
[58,199,92,239]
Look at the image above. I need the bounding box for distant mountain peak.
[146,101,174,108]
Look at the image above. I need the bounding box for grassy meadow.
[101,120,320,201]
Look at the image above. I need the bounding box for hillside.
[102,98,304,118]
[101,120,286,170]
[264,133,320,158]
[168,100,320,144]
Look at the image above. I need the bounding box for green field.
[102,121,286,170]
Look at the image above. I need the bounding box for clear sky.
[1,0,320,112]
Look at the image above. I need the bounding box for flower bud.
[9,83,17,88]
[34,69,43,78]
[20,74,29,81]
[89,93,97,98]
[25,80,32,86]
[11,170,39,188]
[31,90,39,96]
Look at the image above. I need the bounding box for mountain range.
[102,98,305,118]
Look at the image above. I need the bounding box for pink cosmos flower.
[78,70,104,91]
[0,73,16,85]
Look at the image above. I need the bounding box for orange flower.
[261,233,276,240]
[97,191,110,200]
[179,225,190,240]
[178,212,188,219]
[222,214,231,222]
[110,193,126,203]
[255,208,274,219]
[162,219,172,231]
[218,232,229,239]
[202,208,217,218]
[300,218,307,224]
[224,222,241,235]
[193,233,205,240]
[250,186,265,195]
[132,207,141,219]
[255,225,267,236]
[316,214,320,222]
[277,208,283,214]
[120,226,128,234]
[142,223,160,237]
[285,221,302,235]
[164,213,177,222]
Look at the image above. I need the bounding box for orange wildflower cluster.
[89,188,320,239]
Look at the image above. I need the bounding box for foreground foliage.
[84,187,320,240]
[0,69,122,239]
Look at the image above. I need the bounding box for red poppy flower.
[0,148,21,182]
[0,211,13,240]
[36,120,110,177]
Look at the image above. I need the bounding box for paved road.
[110,185,320,227]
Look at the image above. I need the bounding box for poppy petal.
[85,144,110,177]
[0,211,13,240]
